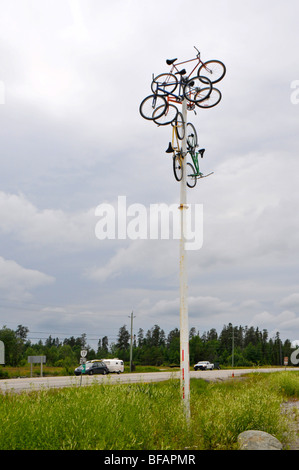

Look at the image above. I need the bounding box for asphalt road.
[0,367,298,393]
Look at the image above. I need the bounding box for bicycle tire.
[151,73,178,96]
[139,94,167,120]
[153,103,178,126]
[174,111,185,140]
[196,88,222,108]
[173,154,183,181]
[186,122,198,150]
[186,162,197,188]
[183,76,212,103]
[198,60,226,84]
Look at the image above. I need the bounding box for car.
[74,361,109,376]
[194,361,214,371]
[89,358,124,374]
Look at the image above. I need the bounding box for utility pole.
[232,326,234,368]
[129,311,135,372]
[179,98,190,421]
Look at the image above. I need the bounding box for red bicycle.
[166,46,226,84]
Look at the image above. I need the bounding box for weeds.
[0,372,298,450]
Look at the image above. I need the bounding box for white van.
[101,358,124,374]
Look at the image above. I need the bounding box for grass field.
[0,371,298,450]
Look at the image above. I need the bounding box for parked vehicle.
[101,359,124,374]
[74,361,109,376]
[194,361,214,371]
[89,358,124,374]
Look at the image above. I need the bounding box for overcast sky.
[0,0,299,350]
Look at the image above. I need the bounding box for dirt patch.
[281,399,299,450]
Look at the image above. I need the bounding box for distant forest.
[0,323,297,368]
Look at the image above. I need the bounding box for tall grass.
[0,372,298,450]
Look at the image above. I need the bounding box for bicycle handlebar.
[194,46,200,57]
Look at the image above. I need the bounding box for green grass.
[0,371,298,450]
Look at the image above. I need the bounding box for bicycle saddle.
[166,58,177,65]
[165,142,174,153]
[175,68,186,76]
[198,148,205,158]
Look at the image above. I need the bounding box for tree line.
[0,323,296,369]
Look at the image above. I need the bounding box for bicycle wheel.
[174,111,185,140]
[151,73,178,96]
[153,103,178,126]
[186,162,197,188]
[198,60,226,84]
[183,76,212,103]
[139,94,167,120]
[186,122,198,150]
[173,154,183,181]
[196,88,222,108]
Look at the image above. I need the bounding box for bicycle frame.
[167,47,203,80]
[169,56,201,81]
[188,150,201,177]
[153,74,186,104]
[187,149,214,179]
[165,121,182,155]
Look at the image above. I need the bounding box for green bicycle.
[185,122,213,188]
[167,122,213,188]
[186,147,214,188]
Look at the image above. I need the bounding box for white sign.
[28,356,46,363]
[80,349,87,358]
[0,340,4,364]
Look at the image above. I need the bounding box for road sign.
[80,357,87,364]
[80,349,87,358]
[28,356,46,363]
[284,357,288,366]
[27,356,46,377]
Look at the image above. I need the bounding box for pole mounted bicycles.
[139,46,225,124]
[139,47,225,187]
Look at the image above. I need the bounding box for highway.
[0,367,297,393]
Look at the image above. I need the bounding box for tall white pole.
[129,311,135,372]
[179,98,190,420]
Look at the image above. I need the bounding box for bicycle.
[140,72,212,125]
[185,125,213,187]
[165,112,186,181]
[165,46,226,85]
[151,69,213,106]
[139,93,169,121]
[186,148,214,188]
[165,118,198,187]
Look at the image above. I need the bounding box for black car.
[74,361,109,376]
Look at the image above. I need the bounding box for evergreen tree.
[116,325,130,352]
